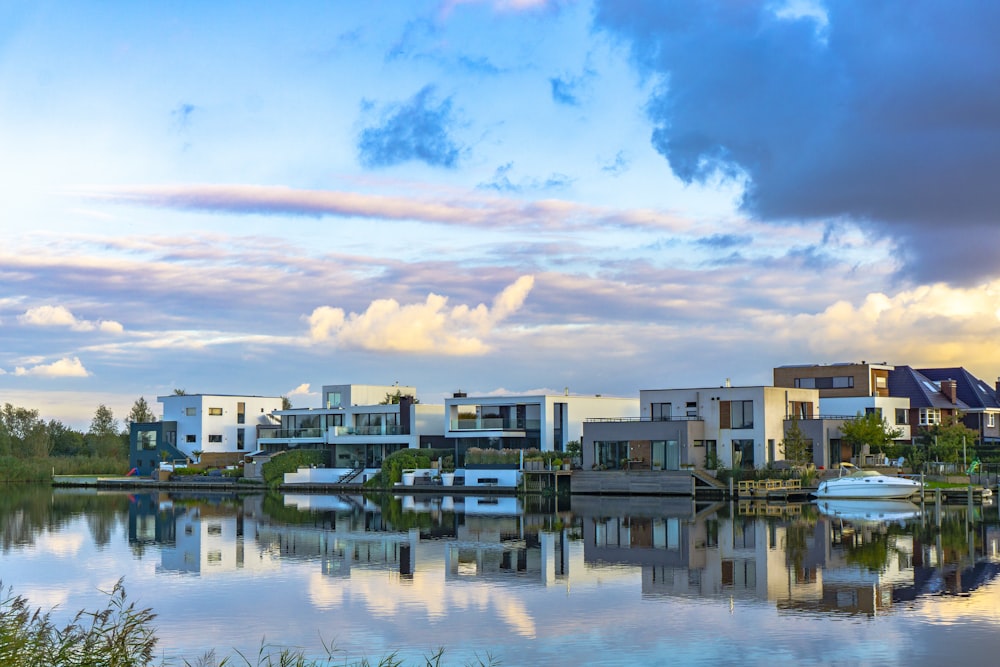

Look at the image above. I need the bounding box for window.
[208,407,223,416]
[732,439,754,468]
[686,401,697,418]
[865,407,882,418]
[730,400,753,429]
[989,413,996,428]
[896,408,909,425]
[794,376,854,389]
[789,401,813,419]
[326,391,342,409]
[875,375,888,389]
[138,431,157,450]
[185,407,196,416]
[919,408,942,426]
[237,428,245,450]
[651,403,671,421]
[208,434,222,443]
[185,434,196,443]
[237,402,245,424]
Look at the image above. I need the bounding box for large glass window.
[896,408,909,425]
[651,403,671,421]
[594,441,629,469]
[237,402,245,424]
[732,439,754,469]
[731,401,753,429]
[326,392,342,408]
[139,431,157,450]
[794,376,854,389]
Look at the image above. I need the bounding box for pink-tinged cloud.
[307,275,534,354]
[71,184,692,233]
[440,0,561,15]
[18,305,124,333]
[14,357,90,378]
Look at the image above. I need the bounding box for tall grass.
[0,455,130,482]
[1,582,499,667]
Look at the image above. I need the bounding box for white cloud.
[18,305,124,334]
[288,383,314,396]
[307,276,535,355]
[14,357,90,378]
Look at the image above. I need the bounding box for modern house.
[259,384,444,484]
[129,393,283,475]
[582,385,820,470]
[773,361,895,399]
[444,392,639,461]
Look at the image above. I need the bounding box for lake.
[2,486,1000,665]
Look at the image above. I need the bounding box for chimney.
[941,379,958,404]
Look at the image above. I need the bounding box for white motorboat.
[814,463,922,499]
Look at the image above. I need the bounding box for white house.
[159,394,283,466]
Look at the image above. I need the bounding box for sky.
[3,0,1000,428]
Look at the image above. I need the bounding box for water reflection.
[4,487,1000,663]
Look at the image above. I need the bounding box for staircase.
[337,466,365,484]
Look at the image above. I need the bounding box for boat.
[813,463,922,499]
[816,498,921,524]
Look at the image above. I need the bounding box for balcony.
[333,425,405,437]
[258,428,324,441]
[450,418,540,431]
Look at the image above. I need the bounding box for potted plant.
[401,469,416,486]
[552,458,563,470]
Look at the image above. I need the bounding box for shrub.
[261,449,328,488]
[381,449,432,485]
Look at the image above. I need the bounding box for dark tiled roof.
[917,367,1000,410]
[887,366,970,410]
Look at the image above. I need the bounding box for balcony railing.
[450,418,540,431]
[261,428,324,440]
[333,425,405,436]
[584,416,702,423]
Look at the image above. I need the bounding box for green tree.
[917,413,979,464]
[48,420,86,457]
[281,395,292,410]
[839,411,903,457]
[379,390,419,405]
[172,388,187,395]
[88,404,124,459]
[125,397,157,431]
[1,404,46,458]
[780,416,812,466]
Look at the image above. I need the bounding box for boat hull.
[814,475,921,499]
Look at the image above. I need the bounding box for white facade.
[639,386,820,468]
[445,393,639,451]
[158,394,283,458]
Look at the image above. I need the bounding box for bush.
[381,449,432,485]
[261,449,328,488]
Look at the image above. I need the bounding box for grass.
[1,581,500,667]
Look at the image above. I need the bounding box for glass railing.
[260,428,324,440]
[450,418,540,431]
[332,425,405,437]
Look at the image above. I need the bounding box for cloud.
[477,164,574,193]
[695,234,752,249]
[440,0,560,15]
[594,1,1000,284]
[287,383,314,397]
[357,85,463,168]
[18,305,124,333]
[72,184,692,233]
[600,150,630,176]
[171,103,196,130]
[307,275,534,354]
[14,357,90,377]
[549,75,581,106]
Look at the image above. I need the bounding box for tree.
[48,420,86,457]
[780,417,812,466]
[379,390,419,405]
[125,397,157,431]
[1,403,46,458]
[88,405,125,459]
[172,389,187,395]
[281,396,292,410]
[839,411,903,457]
[917,413,979,464]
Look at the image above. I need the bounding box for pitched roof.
[916,367,1000,410]
[887,366,971,410]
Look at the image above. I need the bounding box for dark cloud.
[357,85,462,168]
[594,1,1000,284]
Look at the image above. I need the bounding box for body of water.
[2,486,1000,665]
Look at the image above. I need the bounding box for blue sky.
[3,0,1000,427]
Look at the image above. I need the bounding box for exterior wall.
[159,394,283,459]
[129,421,180,476]
[638,386,819,469]
[582,419,705,470]
[322,383,415,408]
[773,363,894,398]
